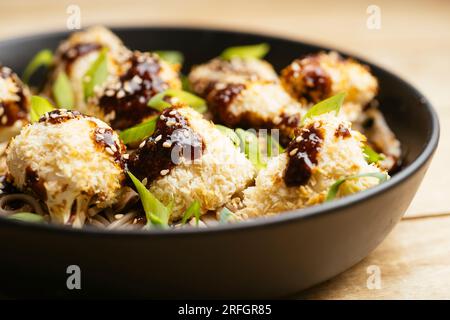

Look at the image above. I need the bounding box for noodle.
[0,193,45,216]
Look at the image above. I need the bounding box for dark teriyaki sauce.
[127,107,204,187]
[209,83,245,126]
[25,167,47,201]
[98,52,168,130]
[284,124,324,187]
[60,43,102,72]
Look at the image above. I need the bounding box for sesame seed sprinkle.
[160,169,169,176]
[289,148,299,156]
[162,141,172,148]
[139,141,146,148]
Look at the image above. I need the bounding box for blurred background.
[0,0,449,298]
[0,0,448,216]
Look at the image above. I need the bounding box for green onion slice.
[235,128,266,170]
[215,125,240,147]
[326,172,388,201]
[52,71,74,109]
[181,200,201,225]
[83,48,109,100]
[128,171,171,228]
[30,95,55,123]
[181,74,192,92]
[8,212,45,223]
[22,49,53,84]
[119,116,158,145]
[155,50,184,65]
[301,92,346,125]
[362,145,385,164]
[148,89,207,113]
[220,43,270,60]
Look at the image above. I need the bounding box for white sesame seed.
[160,115,166,120]
[289,148,299,156]
[123,154,130,159]
[105,147,114,155]
[117,90,126,99]
[155,134,162,142]
[141,178,148,186]
[110,145,117,152]
[106,89,115,97]
[169,110,177,116]
[139,141,146,148]
[295,136,302,142]
[162,141,172,148]
[166,120,176,127]
[0,108,4,116]
[1,116,6,124]
[114,214,124,220]
[160,169,169,176]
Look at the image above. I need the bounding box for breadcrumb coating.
[281,51,378,107]
[45,26,181,129]
[237,113,386,218]
[189,57,305,140]
[0,65,30,142]
[129,105,256,221]
[6,110,126,226]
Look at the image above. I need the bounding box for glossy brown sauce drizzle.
[0,66,29,127]
[98,52,168,130]
[25,167,47,201]
[284,124,324,187]
[209,83,245,126]
[281,56,332,103]
[60,43,102,72]
[93,126,125,168]
[0,175,19,195]
[39,109,83,124]
[128,107,204,186]
[334,123,351,138]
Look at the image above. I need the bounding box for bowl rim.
[0,26,440,238]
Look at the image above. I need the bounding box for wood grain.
[0,0,449,299]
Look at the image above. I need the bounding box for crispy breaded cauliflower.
[0,65,30,142]
[6,110,126,227]
[237,113,387,218]
[45,26,181,130]
[189,57,305,140]
[280,51,378,106]
[128,105,255,221]
[44,26,128,111]
[87,50,181,130]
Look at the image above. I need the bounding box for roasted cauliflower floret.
[6,109,126,227]
[237,113,387,218]
[128,104,255,221]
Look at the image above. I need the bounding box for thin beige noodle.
[107,211,138,229]
[0,194,45,216]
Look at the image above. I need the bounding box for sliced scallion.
[119,117,158,145]
[220,43,270,60]
[8,212,45,223]
[30,95,55,123]
[181,200,201,226]
[362,145,385,164]
[155,50,184,65]
[301,92,346,125]
[52,71,74,109]
[83,48,109,100]
[148,89,207,113]
[326,172,388,201]
[22,49,53,84]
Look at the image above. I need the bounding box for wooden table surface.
[0,0,449,299]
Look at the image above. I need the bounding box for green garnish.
[181,200,201,225]
[155,50,184,65]
[22,49,53,84]
[8,212,45,223]
[128,172,171,228]
[181,74,192,92]
[362,145,385,164]
[52,71,74,109]
[119,117,158,145]
[235,128,266,170]
[267,133,285,157]
[30,96,55,123]
[215,125,240,147]
[219,207,234,224]
[148,89,207,113]
[83,48,109,100]
[220,43,270,60]
[301,92,346,125]
[326,172,388,201]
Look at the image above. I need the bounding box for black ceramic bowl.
[0,27,439,298]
